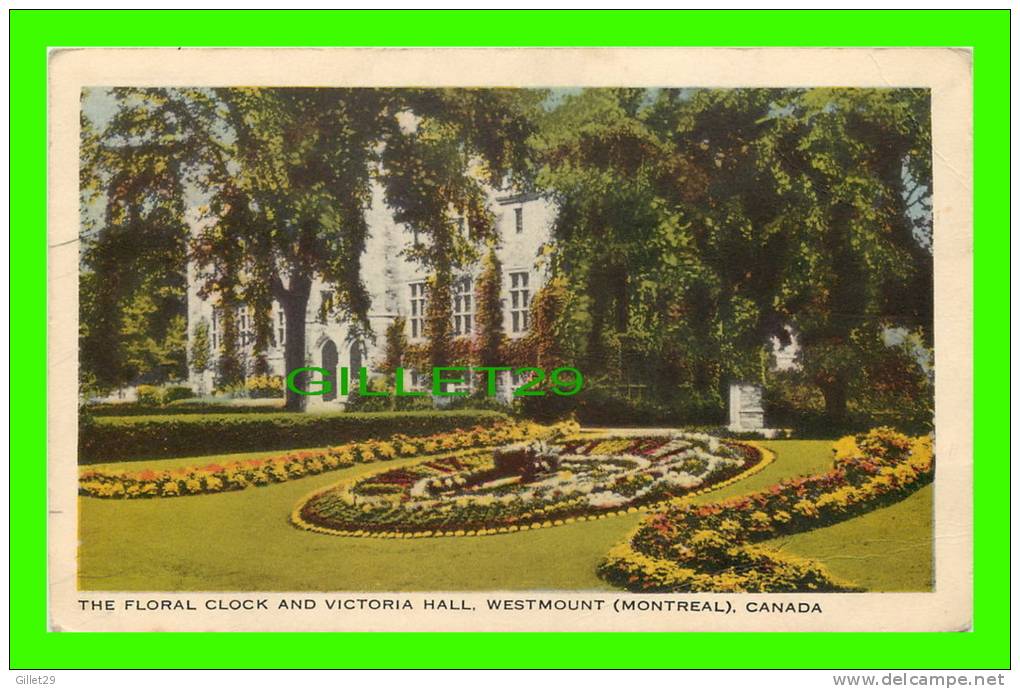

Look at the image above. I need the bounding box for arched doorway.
[348,342,363,399]
[321,340,338,402]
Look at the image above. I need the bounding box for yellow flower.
[749,511,771,530]
[832,435,861,463]
[793,499,818,518]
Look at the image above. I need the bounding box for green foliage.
[379,90,545,373]
[529,277,569,372]
[87,401,285,417]
[535,87,933,427]
[245,374,284,399]
[379,316,408,376]
[79,410,510,463]
[83,87,544,410]
[135,384,195,407]
[189,317,212,375]
[79,108,191,392]
[518,384,724,426]
[135,385,162,407]
[81,86,932,429]
[473,248,504,367]
[367,317,418,411]
[424,271,454,370]
[214,300,244,390]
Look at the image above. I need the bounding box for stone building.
[187,182,557,406]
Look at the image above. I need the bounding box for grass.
[77,438,932,591]
[758,485,933,591]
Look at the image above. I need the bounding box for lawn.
[77,438,932,591]
[757,485,933,591]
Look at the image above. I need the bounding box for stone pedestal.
[728,382,765,432]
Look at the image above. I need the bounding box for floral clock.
[293,430,770,537]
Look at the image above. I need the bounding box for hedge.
[87,402,286,417]
[79,410,510,463]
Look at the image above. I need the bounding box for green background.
[10,9,1009,669]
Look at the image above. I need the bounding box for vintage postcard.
[48,47,972,632]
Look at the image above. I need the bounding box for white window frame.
[409,281,427,341]
[452,274,474,336]
[508,270,531,335]
[238,306,248,347]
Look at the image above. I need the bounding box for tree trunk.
[277,273,312,412]
[820,377,849,426]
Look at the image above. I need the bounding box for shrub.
[87,401,286,417]
[527,386,724,426]
[765,365,934,436]
[136,385,163,406]
[245,375,284,399]
[162,385,195,404]
[79,409,510,463]
[135,384,195,407]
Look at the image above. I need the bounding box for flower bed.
[293,430,770,537]
[78,421,547,500]
[598,427,934,593]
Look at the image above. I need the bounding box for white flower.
[586,491,628,508]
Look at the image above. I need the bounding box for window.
[509,271,531,333]
[277,309,286,346]
[514,207,524,234]
[409,281,427,339]
[452,276,474,336]
[239,307,248,346]
[237,306,253,347]
[211,309,219,350]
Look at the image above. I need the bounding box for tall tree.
[85,87,543,410]
[765,88,934,422]
[535,87,932,425]
[80,100,191,391]
[535,88,669,382]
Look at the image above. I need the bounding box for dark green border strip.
[10,8,1009,669]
